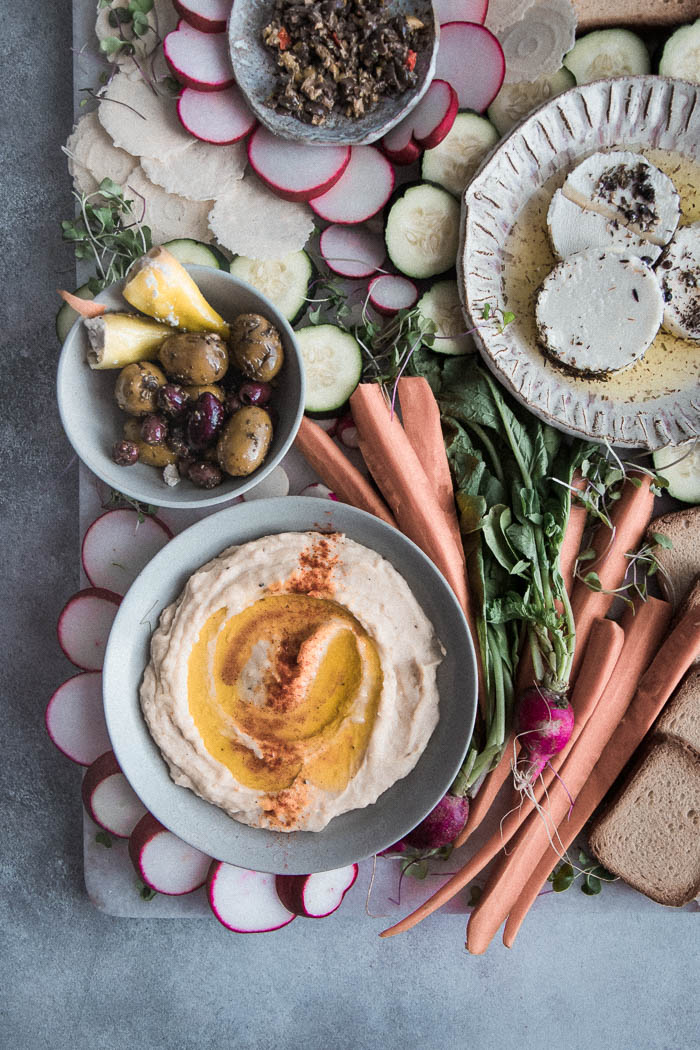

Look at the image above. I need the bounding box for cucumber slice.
[652,441,700,504]
[296,324,363,414]
[55,283,95,344]
[421,113,499,198]
[385,183,460,279]
[659,19,700,83]
[417,280,473,356]
[564,29,650,85]
[487,68,575,136]
[161,238,222,268]
[229,251,313,324]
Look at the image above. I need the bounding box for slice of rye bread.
[588,738,700,907]
[648,506,700,612]
[656,669,700,753]
[573,0,700,28]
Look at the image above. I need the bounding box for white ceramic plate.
[102,498,478,874]
[460,76,700,450]
[57,266,305,508]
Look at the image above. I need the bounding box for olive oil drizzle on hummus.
[187,537,384,823]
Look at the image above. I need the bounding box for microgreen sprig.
[548,850,617,896]
[61,178,152,294]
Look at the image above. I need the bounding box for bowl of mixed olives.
[57,265,305,509]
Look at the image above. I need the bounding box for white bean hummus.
[140,531,443,832]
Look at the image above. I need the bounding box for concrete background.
[2,2,698,1048]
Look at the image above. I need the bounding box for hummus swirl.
[140,531,444,832]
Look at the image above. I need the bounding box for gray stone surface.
[1,3,698,1048]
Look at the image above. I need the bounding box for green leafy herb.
[95,831,113,848]
[139,882,157,901]
[61,179,151,294]
[548,851,616,896]
[104,488,158,523]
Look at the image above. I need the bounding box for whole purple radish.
[404,793,470,849]
[515,685,574,788]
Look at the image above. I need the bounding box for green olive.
[229,313,284,382]
[115,361,167,416]
[216,406,273,477]
[123,418,177,468]
[182,383,225,402]
[158,332,228,386]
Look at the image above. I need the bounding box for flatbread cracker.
[126,166,214,245]
[64,111,137,196]
[208,175,315,259]
[141,139,247,201]
[98,70,192,160]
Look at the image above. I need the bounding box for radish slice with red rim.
[275,864,358,917]
[82,751,148,838]
[45,671,111,766]
[436,22,505,112]
[129,814,212,895]
[319,224,386,278]
[368,274,419,315]
[57,587,121,671]
[335,413,360,448]
[208,862,296,932]
[382,80,457,160]
[177,85,257,145]
[173,0,232,33]
[434,0,488,23]
[247,126,351,203]
[309,147,395,224]
[300,482,338,500]
[164,21,235,91]
[81,510,172,596]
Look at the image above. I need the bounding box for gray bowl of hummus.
[229,0,439,145]
[103,497,478,873]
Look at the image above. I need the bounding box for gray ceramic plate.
[103,498,477,874]
[56,266,305,509]
[460,76,700,449]
[229,0,438,145]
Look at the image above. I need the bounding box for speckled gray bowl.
[229,0,439,145]
[103,498,477,874]
[56,266,305,509]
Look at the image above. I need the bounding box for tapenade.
[262,0,430,126]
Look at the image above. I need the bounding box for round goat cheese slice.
[656,223,700,340]
[547,189,662,263]
[535,249,664,376]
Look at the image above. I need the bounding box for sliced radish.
[164,20,235,91]
[247,126,350,203]
[82,751,148,838]
[434,0,488,24]
[309,147,395,224]
[208,862,296,932]
[129,813,212,895]
[81,510,172,596]
[241,465,290,500]
[173,0,232,33]
[335,412,360,449]
[275,864,358,917]
[382,80,457,162]
[45,671,111,766]
[300,482,338,500]
[368,274,419,315]
[319,224,386,278]
[177,85,257,145]
[57,587,121,671]
[436,22,505,113]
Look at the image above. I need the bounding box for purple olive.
[186,392,225,450]
[157,383,190,419]
[112,440,139,466]
[177,453,197,478]
[187,460,224,489]
[140,413,168,446]
[238,381,272,407]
